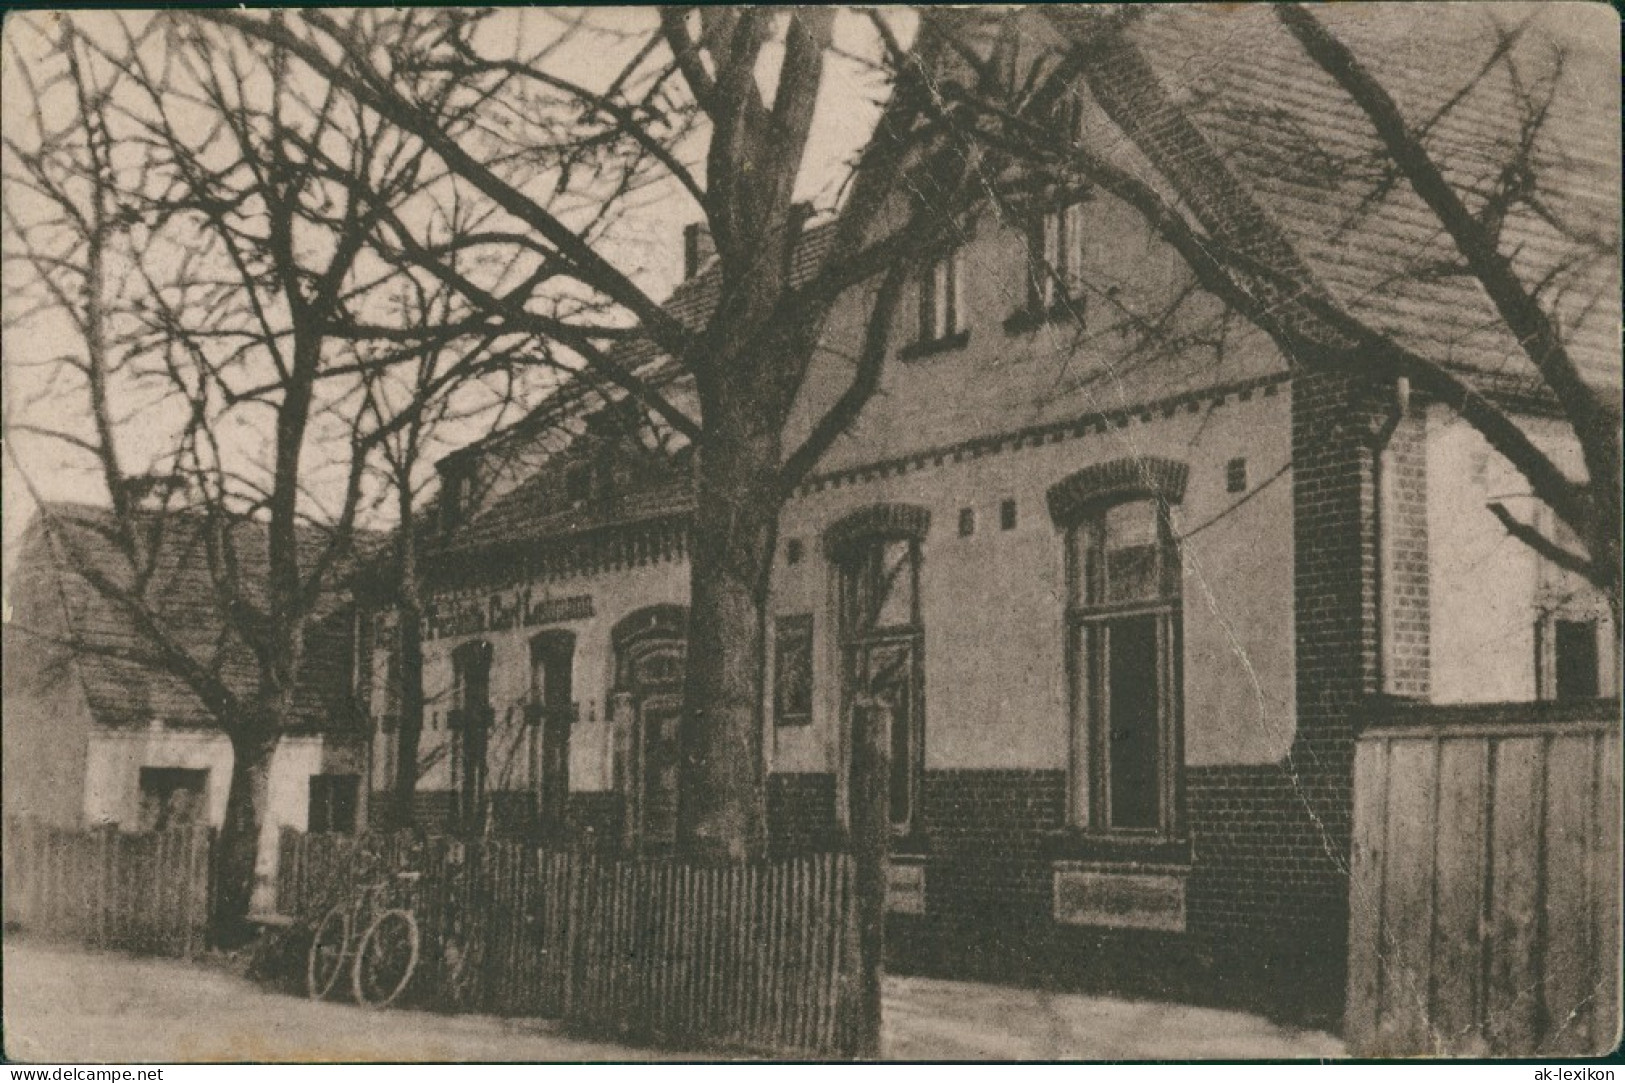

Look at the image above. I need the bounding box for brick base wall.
[916,769,1066,922]
[873,764,1347,1026]
[766,772,839,856]
[564,791,624,852]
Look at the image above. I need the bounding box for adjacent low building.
[3,504,368,905]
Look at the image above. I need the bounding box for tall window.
[451,640,494,827]
[1066,497,1183,835]
[1029,202,1087,312]
[837,535,924,833]
[528,632,575,831]
[918,248,962,343]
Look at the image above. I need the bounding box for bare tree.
[962,5,1620,621]
[194,7,1030,862]
[1,12,531,934]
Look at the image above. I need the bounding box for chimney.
[118,473,186,511]
[682,221,715,280]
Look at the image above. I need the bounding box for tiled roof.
[439,5,1617,553]
[446,475,695,558]
[8,504,363,733]
[1128,3,1619,395]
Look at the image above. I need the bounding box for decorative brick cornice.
[1046,457,1189,526]
[426,513,690,592]
[795,372,1288,499]
[611,604,688,648]
[822,503,931,559]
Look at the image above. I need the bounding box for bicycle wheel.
[306,905,350,1000]
[352,908,419,1008]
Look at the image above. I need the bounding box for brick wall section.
[1383,404,1431,698]
[1264,371,1382,971]
[1184,766,1352,944]
[916,769,1067,921]
[565,792,624,852]
[766,773,839,857]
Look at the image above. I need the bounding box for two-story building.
[357,5,1619,1021]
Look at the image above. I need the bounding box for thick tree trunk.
[676,418,782,862]
[212,724,278,944]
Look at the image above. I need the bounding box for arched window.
[1049,460,1186,836]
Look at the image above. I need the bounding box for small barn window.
[1001,499,1018,531]
[564,462,593,507]
[138,768,208,832]
[958,508,976,537]
[1539,616,1601,701]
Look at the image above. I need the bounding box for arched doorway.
[612,605,687,853]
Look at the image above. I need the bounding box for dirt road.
[3,938,1344,1062]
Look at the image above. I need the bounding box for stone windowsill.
[897,328,971,362]
[1040,828,1193,869]
[1003,299,1085,335]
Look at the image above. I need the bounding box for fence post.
[846,699,889,1060]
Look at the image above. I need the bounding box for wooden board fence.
[2,818,212,957]
[564,852,853,1056]
[276,830,858,1057]
[1346,713,1621,1057]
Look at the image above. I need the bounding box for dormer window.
[901,247,969,360]
[920,248,961,342]
[1030,202,1087,313]
[440,461,475,536]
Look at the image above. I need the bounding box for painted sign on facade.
[423,590,595,642]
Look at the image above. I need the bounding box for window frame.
[900,246,970,360]
[919,248,960,343]
[137,767,209,832]
[1028,201,1088,313]
[835,535,926,837]
[450,638,495,827]
[308,773,360,834]
[1063,495,1185,839]
[773,614,816,728]
[1536,611,1609,701]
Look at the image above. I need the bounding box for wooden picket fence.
[277,829,858,1057]
[1346,703,1621,1057]
[2,818,213,957]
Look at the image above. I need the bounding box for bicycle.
[306,870,422,1008]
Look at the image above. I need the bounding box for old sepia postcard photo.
[2,3,1619,1065]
